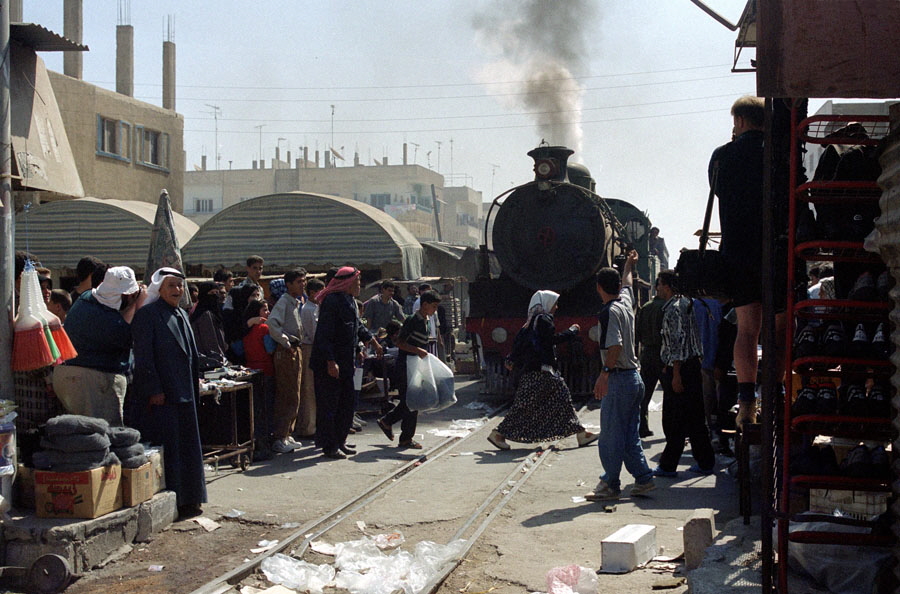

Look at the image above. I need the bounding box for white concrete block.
[684,508,717,570]
[601,523,657,573]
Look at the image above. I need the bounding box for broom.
[23,267,60,361]
[30,271,76,362]
[12,265,54,371]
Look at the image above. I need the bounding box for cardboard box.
[122,449,165,506]
[35,464,122,519]
[810,488,889,520]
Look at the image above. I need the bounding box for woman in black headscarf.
[189,281,227,368]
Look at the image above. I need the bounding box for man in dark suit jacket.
[132,268,207,518]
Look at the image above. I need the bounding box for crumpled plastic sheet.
[546,564,599,594]
[427,418,486,438]
[261,554,335,594]
[263,537,467,594]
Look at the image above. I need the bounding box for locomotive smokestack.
[527,145,573,182]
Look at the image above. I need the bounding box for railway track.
[190,402,594,594]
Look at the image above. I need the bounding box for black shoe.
[871,323,889,359]
[793,324,818,358]
[338,443,356,455]
[792,384,818,416]
[869,445,890,479]
[840,444,871,478]
[850,323,870,358]
[821,323,845,357]
[877,270,892,301]
[848,271,877,301]
[323,449,347,459]
[815,383,838,415]
[840,383,868,417]
[178,504,203,519]
[639,427,654,438]
[867,383,892,418]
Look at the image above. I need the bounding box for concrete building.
[14,2,185,212]
[184,150,484,246]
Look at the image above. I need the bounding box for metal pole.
[0,1,14,395]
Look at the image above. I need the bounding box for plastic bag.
[406,354,438,411]
[546,564,599,594]
[429,354,457,412]
[260,553,335,594]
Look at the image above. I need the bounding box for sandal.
[377,418,394,441]
[398,440,423,449]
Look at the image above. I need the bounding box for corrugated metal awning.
[183,192,423,279]
[11,24,88,52]
[15,198,199,274]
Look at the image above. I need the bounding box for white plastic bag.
[260,553,335,594]
[429,355,457,412]
[406,354,438,411]
[546,564,599,594]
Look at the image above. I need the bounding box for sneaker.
[271,438,294,454]
[850,323,870,358]
[792,384,818,416]
[652,466,678,478]
[286,436,302,447]
[840,444,871,478]
[585,480,621,501]
[630,480,657,497]
[848,271,877,301]
[841,383,868,417]
[793,324,819,358]
[867,383,892,418]
[871,323,890,359]
[821,322,846,357]
[815,383,839,415]
[353,414,368,427]
[687,464,715,475]
[735,400,757,428]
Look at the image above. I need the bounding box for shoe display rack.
[778,111,896,591]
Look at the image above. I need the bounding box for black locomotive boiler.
[466,145,655,395]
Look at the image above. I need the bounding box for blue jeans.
[598,370,653,491]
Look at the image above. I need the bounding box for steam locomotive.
[466,145,658,395]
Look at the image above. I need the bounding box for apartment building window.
[370,193,391,209]
[135,126,170,171]
[96,116,131,161]
[195,199,214,213]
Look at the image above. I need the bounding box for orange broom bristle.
[50,322,78,362]
[12,326,54,371]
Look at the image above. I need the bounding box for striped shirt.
[399,311,429,350]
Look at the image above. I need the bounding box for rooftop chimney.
[201,155,207,171]
[116,2,134,97]
[403,143,408,165]
[162,15,176,110]
[9,0,22,22]
[63,0,83,79]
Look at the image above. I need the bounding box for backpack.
[507,317,540,370]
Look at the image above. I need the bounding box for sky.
[29,0,769,255]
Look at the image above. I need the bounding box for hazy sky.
[29,0,765,254]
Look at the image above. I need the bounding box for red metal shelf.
[787,530,894,547]
[792,355,894,372]
[790,474,892,491]
[798,115,890,145]
[795,240,881,263]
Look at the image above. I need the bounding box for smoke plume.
[472,0,596,154]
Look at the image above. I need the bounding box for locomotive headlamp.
[491,327,508,344]
[533,158,559,180]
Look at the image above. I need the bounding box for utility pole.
[411,142,420,164]
[330,104,335,167]
[254,124,264,166]
[490,163,500,198]
[0,1,13,395]
[449,138,454,181]
[435,140,442,172]
[204,103,222,170]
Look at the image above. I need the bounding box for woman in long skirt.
[487,290,599,450]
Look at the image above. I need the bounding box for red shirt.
[243,323,275,376]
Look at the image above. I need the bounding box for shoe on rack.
[630,480,657,497]
[652,466,678,478]
[793,324,819,359]
[848,271,877,301]
[850,323,870,358]
[576,431,599,447]
[867,383,892,418]
[487,429,510,451]
[840,383,868,417]
[687,464,715,476]
[871,323,890,359]
[323,449,347,459]
[792,384,818,416]
[815,383,839,415]
[821,322,846,357]
[585,479,621,501]
[840,444,872,478]
[868,445,890,479]
[376,418,395,441]
[271,438,295,454]
[734,400,757,428]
